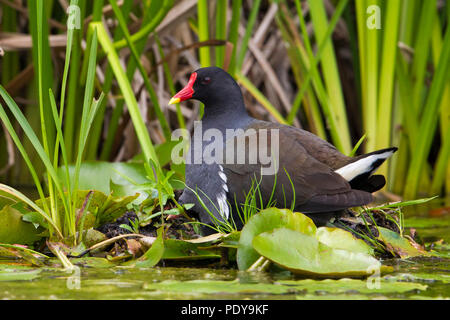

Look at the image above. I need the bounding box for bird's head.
[168,67,243,108]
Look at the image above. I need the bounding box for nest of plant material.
[91,208,199,258]
[334,208,427,259]
[97,211,194,238]
[87,197,431,265]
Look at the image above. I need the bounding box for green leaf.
[377,227,428,259]
[316,227,374,256]
[141,277,425,296]
[95,192,139,227]
[0,205,43,245]
[135,227,164,267]
[253,228,383,277]
[0,269,42,281]
[0,191,17,210]
[58,161,149,195]
[162,239,221,260]
[119,224,134,233]
[237,208,316,270]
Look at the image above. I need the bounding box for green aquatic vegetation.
[0,264,442,299]
[253,228,383,277]
[0,269,42,282]
[0,21,104,253]
[237,208,316,271]
[237,208,385,277]
[335,197,439,258]
[0,204,44,245]
[141,277,427,297]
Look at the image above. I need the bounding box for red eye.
[201,77,211,85]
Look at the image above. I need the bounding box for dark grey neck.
[201,103,252,135]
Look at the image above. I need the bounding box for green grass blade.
[108,0,172,140]
[235,0,262,71]
[0,184,63,238]
[94,22,159,171]
[155,35,186,129]
[227,0,242,74]
[404,22,450,199]
[307,0,351,154]
[375,0,401,176]
[235,72,287,124]
[197,0,211,67]
[112,0,173,51]
[215,0,227,68]
[64,0,86,162]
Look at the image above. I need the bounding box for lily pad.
[278,278,428,294]
[388,273,450,284]
[0,205,43,245]
[377,227,428,258]
[141,277,426,296]
[253,228,383,277]
[0,244,48,266]
[316,227,374,255]
[0,269,42,281]
[58,161,149,195]
[71,257,116,268]
[237,208,316,270]
[162,239,221,260]
[143,279,292,295]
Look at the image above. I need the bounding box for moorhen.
[169,67,397,231]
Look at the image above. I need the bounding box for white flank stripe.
[335,151,394,181]
[217,192,229,220]
[217,165,229,219]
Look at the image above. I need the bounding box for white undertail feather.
[335,150,395,182]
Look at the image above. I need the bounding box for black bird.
[169,67,397,231]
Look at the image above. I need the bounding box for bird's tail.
[334,147,398,192]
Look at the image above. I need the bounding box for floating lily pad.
[316,227,374,255]
[377,227,428,258]
[71,257,116,268]
[142,277,426,296]
[162,239,221,260]
[143,279,292,295]
[237,208,316,270]
[0,244,48,266]
[0,268,41,281]
[253,228,383,277]
[385,272,450,284]
[278,278,428,294]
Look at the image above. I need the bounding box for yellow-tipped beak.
[168,97,181,105]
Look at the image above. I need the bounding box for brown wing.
[222,122,372,214]
[251,121,353,169]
